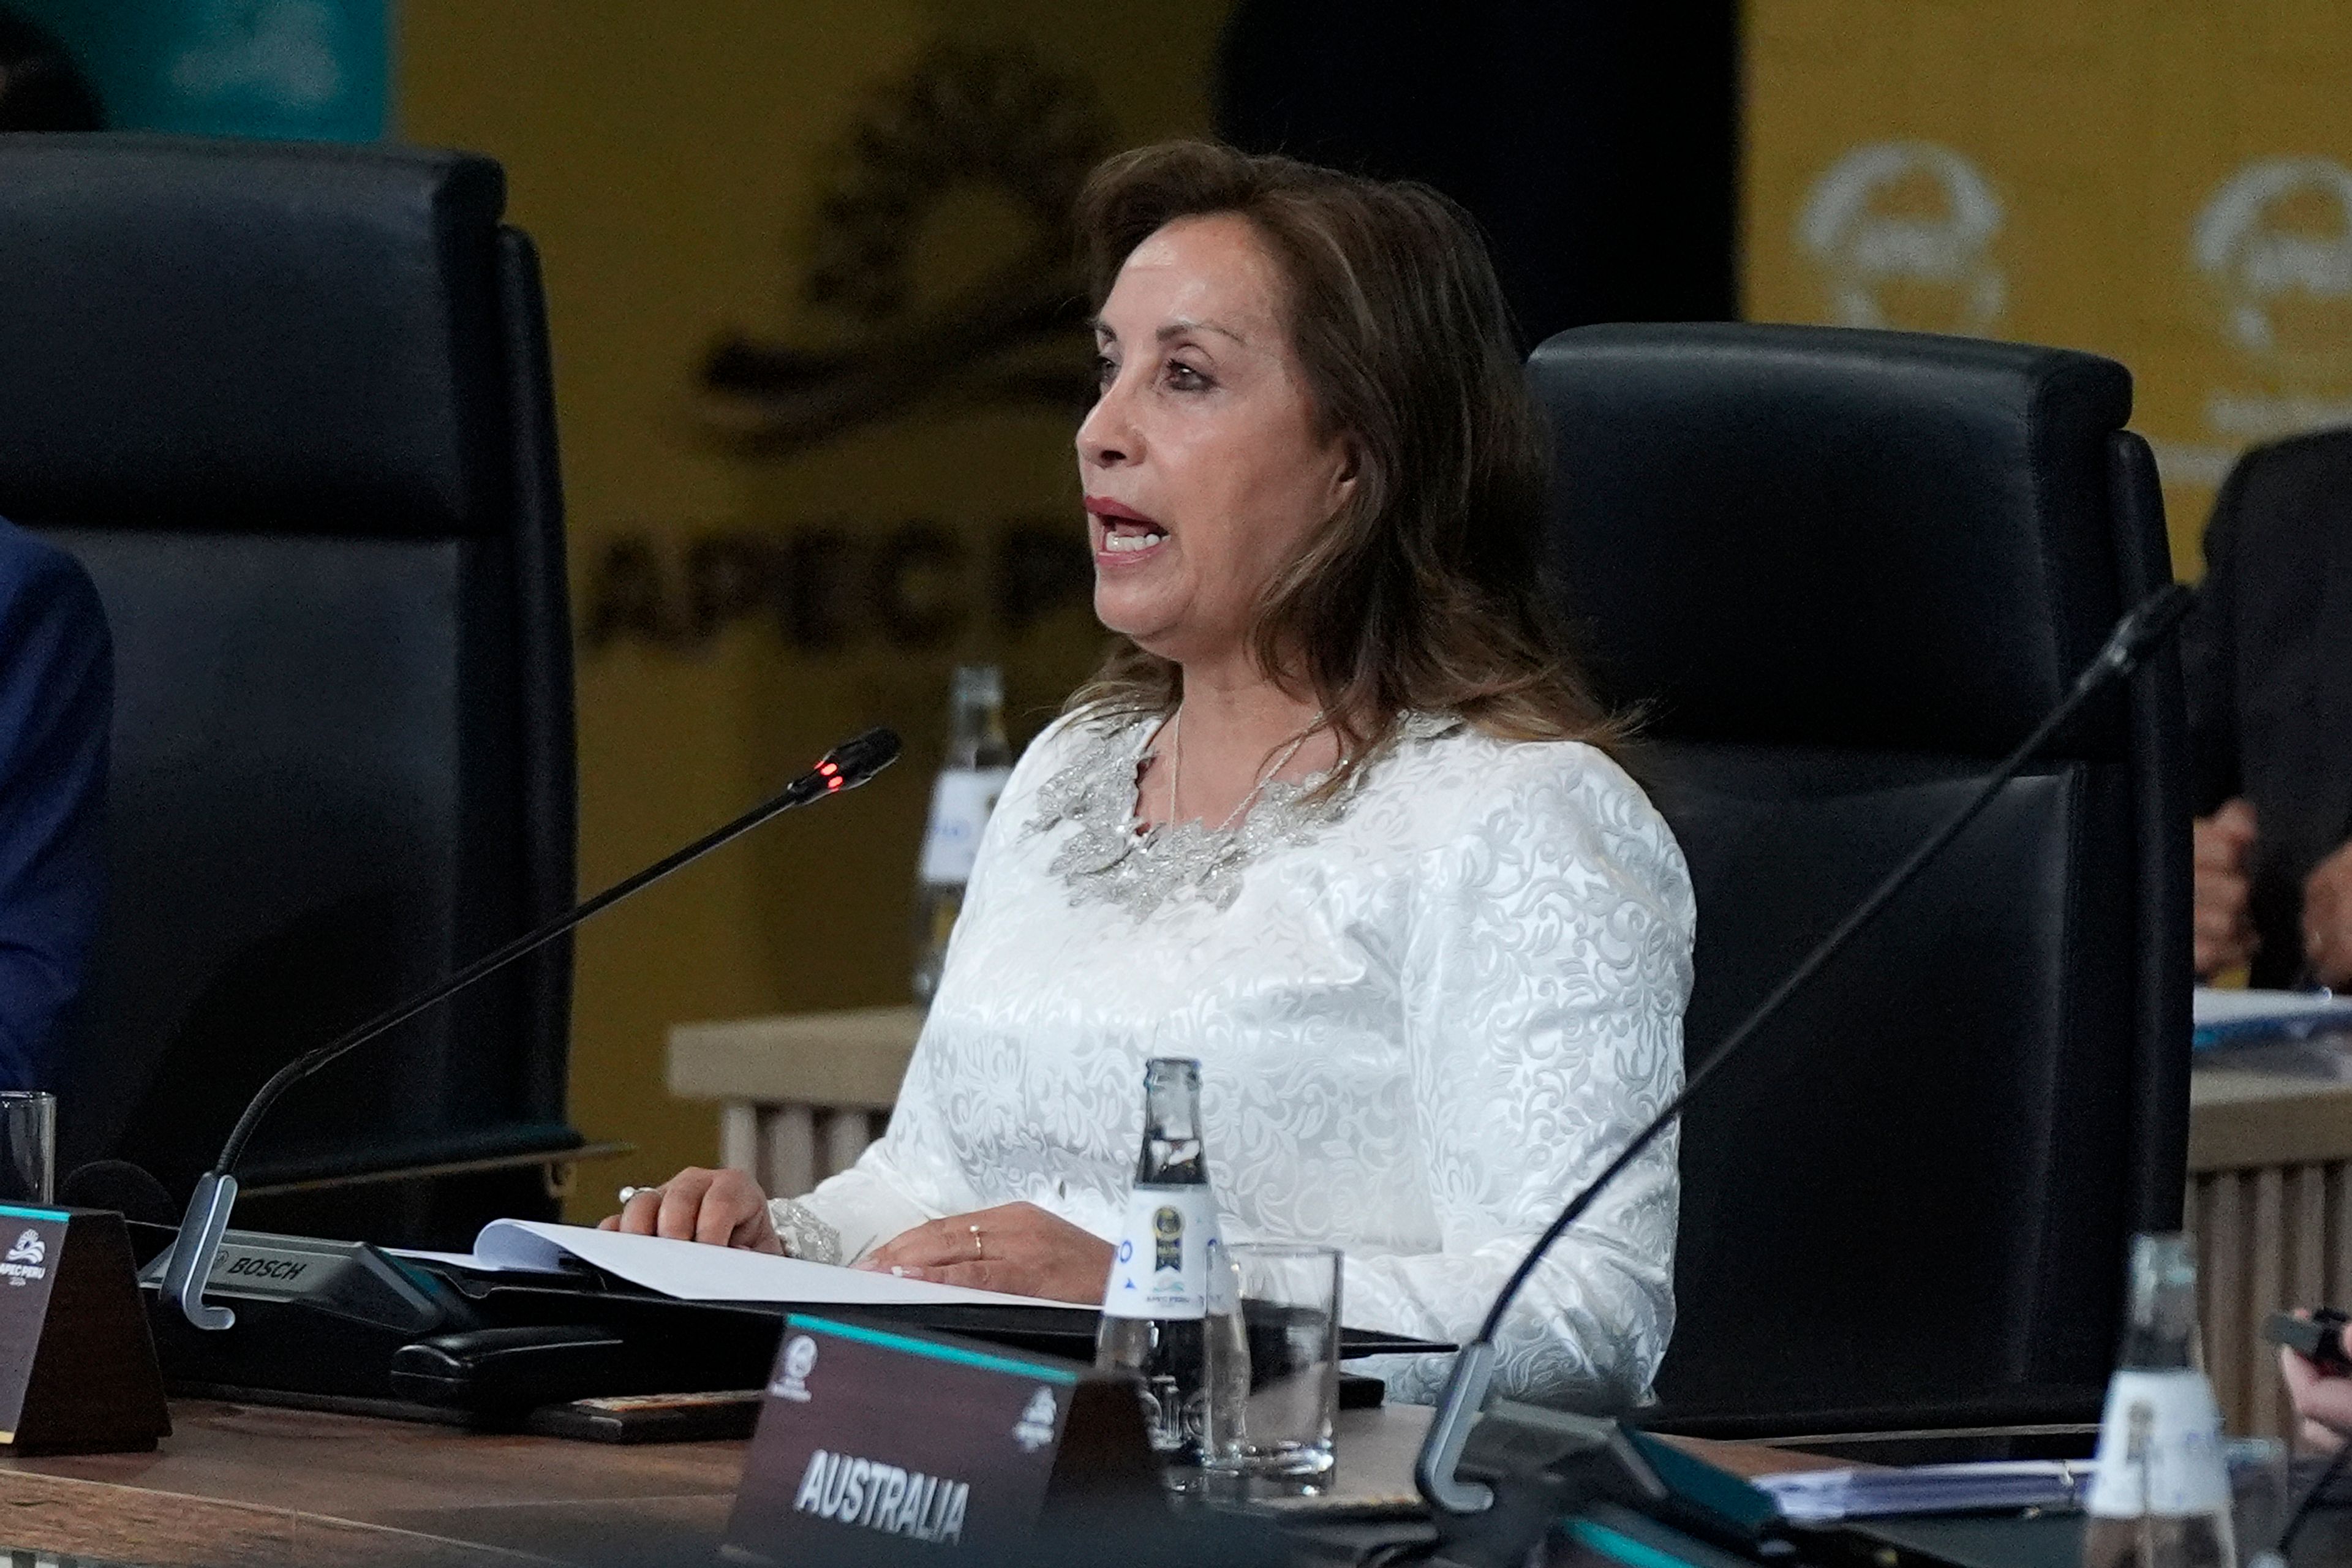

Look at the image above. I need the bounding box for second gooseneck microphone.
[160,726,902,1332]
[1415,583,2195,1518]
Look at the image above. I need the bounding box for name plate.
[722,1313,1155,1564]
[0,1205,170,1454]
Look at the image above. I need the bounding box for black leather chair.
[1529,323,2192,1434]
[0,135,579,1247]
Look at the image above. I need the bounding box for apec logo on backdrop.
[2195,156,2352,447]
[1792,143,2352,494]
[170,0,344,111]
[581,40,1114,662]
[1798,140,2006,336]
[579,520,1093,656]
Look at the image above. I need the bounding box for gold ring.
[969,1223,984,1259]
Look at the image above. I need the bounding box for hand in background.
[2282,1320,2352,1451]
[2194,798,2259,978]
[598,1166,782,1253]
[856,1201,1114,1303]
[2307,838,2352,988]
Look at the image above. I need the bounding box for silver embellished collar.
[1026,709,1458,918]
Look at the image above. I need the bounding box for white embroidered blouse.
[775,709,1695,1409]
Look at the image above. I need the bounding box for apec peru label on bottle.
[2084,1369,2231,1517]
[918,767,1011,885]
[1101,1186,1219,1321]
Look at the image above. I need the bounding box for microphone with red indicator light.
[160,725,903,1332]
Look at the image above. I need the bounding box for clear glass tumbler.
[1209,1243,1343,1480]
[0,1091,55,1205]
[2226,1437,2289,1568]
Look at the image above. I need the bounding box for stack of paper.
[1751,1461,2087,1523]
[2193,987,2352,1050]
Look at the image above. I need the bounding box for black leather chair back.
[0,137,577,1242]
[1531,323,2191,1432]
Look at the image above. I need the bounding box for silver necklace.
[1030,709,1459,918]
[1163,707,1327,834]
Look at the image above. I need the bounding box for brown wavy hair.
[1066,141,1620,777]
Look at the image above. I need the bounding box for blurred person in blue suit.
[0,517,109,1088]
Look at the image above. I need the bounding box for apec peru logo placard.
[0,1209,67,1436]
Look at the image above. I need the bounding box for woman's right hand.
[2193,799,2259,978]
[598,1166,782,1253]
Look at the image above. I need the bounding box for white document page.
[1752,1461,2087,1523]
[466,1219,1080,1311]
[2193,987,2352,1028]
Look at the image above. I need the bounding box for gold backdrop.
[399,1,1234,1213]
[1743,0,2352,575]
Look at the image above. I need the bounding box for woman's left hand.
[855,1202,1114,1303]
[2282,1317,2352,1452]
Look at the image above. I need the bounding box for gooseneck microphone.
[160,726,902,1332]
[1415,584,2195,1520]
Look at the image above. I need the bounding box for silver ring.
[619,1185,662,1204]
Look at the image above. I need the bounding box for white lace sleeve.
[767,989,977,1264]
[771,1148,935,1264]
[1342,748,1694,1410]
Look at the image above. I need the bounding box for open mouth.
[1087,499,1169,557]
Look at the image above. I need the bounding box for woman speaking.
[610,141,1695,1409]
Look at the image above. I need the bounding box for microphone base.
[139,1228,477,1403]
[159,1171,239,1331]
[1426,1480,1591,1568]
[1424,1404,1774,1568]
[131,1228,793,1415]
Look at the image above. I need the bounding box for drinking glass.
[0,1091,55,1205]
[1209,1243,1342,1480]
[2226,1436,2289,1568]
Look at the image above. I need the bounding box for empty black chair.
[0,135,579,1246]
[1531,322,2191,1433]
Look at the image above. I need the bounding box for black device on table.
[2266,1307,2352,1374]
[2261,1306,2352,1563]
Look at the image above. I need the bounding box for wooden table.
[0,1401,744,1566]
[0,1398,1833,1567]
[0,1400,1431,1567]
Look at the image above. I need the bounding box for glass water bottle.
[2081,1234,2236,1568]
[911,664,1011,1005]
[1095,1058,1250,1483]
